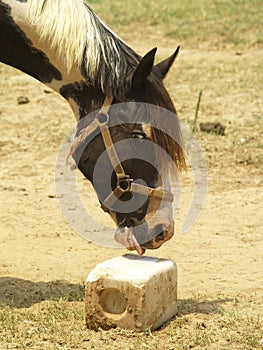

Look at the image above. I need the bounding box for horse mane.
[28,0,186,172]
[28,0,140,95]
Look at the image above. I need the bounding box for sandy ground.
[0,44,262,337]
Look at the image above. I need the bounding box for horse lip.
[114,227,146,255]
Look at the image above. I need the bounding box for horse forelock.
[124,74,186,175]
[141,97,186,176]
[28,0,140,95]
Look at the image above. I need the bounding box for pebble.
[17,96,30,105]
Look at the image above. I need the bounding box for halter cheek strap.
[68,95,174,213]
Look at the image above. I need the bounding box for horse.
[0,0,186,255]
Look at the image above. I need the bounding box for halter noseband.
[68,95,174,213]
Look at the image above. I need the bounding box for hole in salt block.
[99,288,127,314]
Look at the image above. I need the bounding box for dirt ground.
[0,39,262,349]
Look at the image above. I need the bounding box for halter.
[68,95,174,213]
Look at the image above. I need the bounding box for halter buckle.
[117,175,133,193]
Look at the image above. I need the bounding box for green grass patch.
[88,0,263,48]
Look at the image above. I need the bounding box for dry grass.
[0,293,262,349]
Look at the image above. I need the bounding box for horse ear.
[132,47,157,88]
[155,46,180,80]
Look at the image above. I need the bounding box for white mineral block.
[85,254,177,331]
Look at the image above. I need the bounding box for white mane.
[28,0,137,92]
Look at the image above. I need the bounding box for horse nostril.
[125,218,135,227]
[155,225,164,242]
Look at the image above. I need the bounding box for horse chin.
[142,224,174,250]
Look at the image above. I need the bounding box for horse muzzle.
[114,221,174,255]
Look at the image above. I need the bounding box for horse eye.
[131,132,146,140]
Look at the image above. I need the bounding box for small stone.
[240,137,246,144]
[17,96,30,105]
[200,122,225,136]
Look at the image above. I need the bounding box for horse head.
[71,47,186,255]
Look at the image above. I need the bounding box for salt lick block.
[85,254,177,331]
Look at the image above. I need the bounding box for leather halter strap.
[68,95,174,212]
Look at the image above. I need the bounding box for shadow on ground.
[0,277,84,308]
[0,276,232,320]
[177,297,233,315]
[157,297,233,330]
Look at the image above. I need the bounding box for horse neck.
[0,0,100,120]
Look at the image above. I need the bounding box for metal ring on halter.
[117,175,133,193]
[97,112,109,126]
